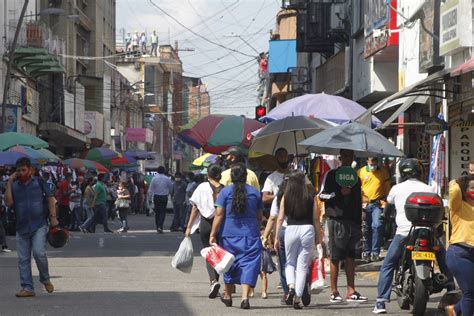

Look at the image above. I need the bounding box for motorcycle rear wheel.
[412,273,429,316]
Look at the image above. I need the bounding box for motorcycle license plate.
[411,251,435,261]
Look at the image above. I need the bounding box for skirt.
[220,236,262,287]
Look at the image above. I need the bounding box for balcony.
[76,7,93,32]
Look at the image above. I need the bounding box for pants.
[153,195,168,230]
[16,225,50,292]
[58,204,71,228]
[181,204,192,230]
[118,207,129,231]
[446,244,474,316]
[0,215,7,247]
[277,226,289,295]
[376,234,454,301]
[284,225,315,297]
[199,216,219,283]
[107,200,116,220]
[150,43,158,56]
[81,205,94,231]
[72,206,82,229]
[90,204,110,232]
[363,203,384,256]
[171,201,185,230]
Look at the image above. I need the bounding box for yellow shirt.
[448,180,474,247]
[358,166,391,201]
[220,168,260,191]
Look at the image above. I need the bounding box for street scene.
[1,1,474,316]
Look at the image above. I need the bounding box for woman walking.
[445,174,474,316]
[116,181,131,233]
[210,163,263,310]
[79,177,95,233]
[274,172,321,309]
[185,164,223,298]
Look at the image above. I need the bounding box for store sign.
[0,105,18,132]
[84,111,104,140]
[336,167,358,187]
[126,128,153,144]
[440,0,472,56]
[424,117,448,136]
[364,0,398,59]
[450,120,474,177]
[419,0,443,72]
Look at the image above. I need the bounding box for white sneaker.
[209,281,220,299]
[1,247,12,253]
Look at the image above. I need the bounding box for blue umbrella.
[0,151,29,167]
[124,148,153,160]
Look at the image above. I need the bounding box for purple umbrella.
[0,151,29,167]
[264,93,381,126]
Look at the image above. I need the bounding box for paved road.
[0,214,447,316]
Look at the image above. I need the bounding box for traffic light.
[255,105,266,120]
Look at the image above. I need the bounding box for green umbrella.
[37,148,61,163]
[0,132,49,151]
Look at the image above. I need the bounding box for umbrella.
[83,147,120,161]
[124,148,153,160]
[299,122,405,157]
[264,93,382,126]
[0,151,28,166]
[110,155,138,166]
[37,148,61,163]
[0,132,49,151]
[192,153,218,167]
[63,158,109,173]
[185,115,264,154]
[8,145,52,163]
[250,116,332,155]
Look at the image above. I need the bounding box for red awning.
[450,58,474,77]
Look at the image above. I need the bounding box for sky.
[116,0,281,117]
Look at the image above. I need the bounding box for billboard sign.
[440,0,472,56]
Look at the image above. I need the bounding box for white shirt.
[270,197,287,227]
[148,174,172,196]
[387,179,435,236]
[262,171,285,195]
[188,182,217,234]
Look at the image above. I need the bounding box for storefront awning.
[356,68,450,129]
[39,122,88,149]
[12,47,64,78]
[450,58,474,77]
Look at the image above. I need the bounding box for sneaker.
[1,247,12,253]
[44,281,54,293]
[286,288,295,305]
[209,281,220,299]
[362,253,372,263]
[79,226,87,233]
[15,289,35,298]
[330,291,343,303]
[276,282,282,290]
[371,254,381,262]
[372,301,387,314]
[157,228,163,234]
[347,291,368,302]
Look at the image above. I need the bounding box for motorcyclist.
[372,158,454,314]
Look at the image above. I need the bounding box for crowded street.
[0,214,448,316]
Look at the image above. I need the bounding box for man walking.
[170,172,187,232]
[150,30,158,56]
[319,149,368,303]
[4,157,58,297]
[358,157,391,262]
[148,166,172,233]
[86,174,112,233]
[57,173,74,228]
[220,146,260,190]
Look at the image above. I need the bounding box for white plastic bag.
[171,237,194,273]
[200,244,235,274]
[310,244,326,294]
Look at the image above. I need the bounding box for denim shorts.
[327,218,361,261]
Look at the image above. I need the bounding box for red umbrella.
[63,158,109,173]
[185,115,264,154]
[110,156,129,165]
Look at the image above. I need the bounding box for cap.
[221,146,242,156]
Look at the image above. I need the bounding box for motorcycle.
[394,192,449,316]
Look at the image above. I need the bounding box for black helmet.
[399,158,423,181]
[47,227,70,248]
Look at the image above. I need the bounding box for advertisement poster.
[450,120,474,178]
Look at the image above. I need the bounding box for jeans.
[118,207,129,231]
[72,206,82,229]
[446,244,474,316]
[81,206,94,231]
[16,225,50,292]
[170,201,185,230]
[153,195,168,230]
[277,226,289,295]
[90,204,110,232]
[0,214,7,247]
[58,204,71,228]
[363,203,384,256]
[376,234,454,301]
[150,43,158,56]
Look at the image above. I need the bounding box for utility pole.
[1,0,29,133]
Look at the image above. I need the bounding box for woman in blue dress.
[210,163,263,310]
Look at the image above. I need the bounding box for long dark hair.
[456,174,474,201]
[283,172,314,220]
[276,175,290,209]
[207,164,223,198]
[231,163,247,214]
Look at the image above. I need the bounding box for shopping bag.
[200,244,235,274]
[262,248,277,274]
[171,237,194,273]
[310,244,326,294]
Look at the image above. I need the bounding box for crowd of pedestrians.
[124,30,159,57]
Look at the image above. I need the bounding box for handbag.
[115,198,130,208]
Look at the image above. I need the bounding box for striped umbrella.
[63,158,109,173]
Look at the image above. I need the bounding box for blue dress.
[215,184,263,287]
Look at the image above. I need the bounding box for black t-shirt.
[319,168,362,226]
